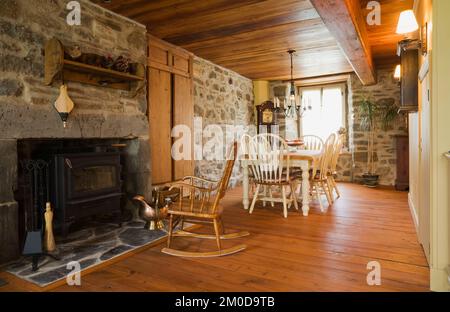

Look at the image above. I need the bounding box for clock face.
[262,109,273,124]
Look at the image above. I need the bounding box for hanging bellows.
[54,84,74,128]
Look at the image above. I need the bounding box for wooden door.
[148,68,172,184]
[419,74,430,264]
[172,74,194,181]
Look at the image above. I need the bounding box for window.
[299,84,346,141]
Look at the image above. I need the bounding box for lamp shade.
[396,10,419,34]
[394,65,401,80]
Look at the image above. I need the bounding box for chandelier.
[275,50,311,118]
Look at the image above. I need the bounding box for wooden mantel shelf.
[45,38,145,91]
[63,59,144,81]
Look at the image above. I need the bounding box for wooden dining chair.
[301,135,324,151]
[248,133,299,218]
[162,142,249,257]
[240,133,256,190]
[311,133,336,211]
[328,134,345,200]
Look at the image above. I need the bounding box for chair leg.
[213,218,222,251]
[167,214,174,248]
[323,181,333,206]
[332,176,341,199]
[290,182,299,211]
[281,186,288,218]
[263,186,267,207]
[180,217,184,231]
[268,186,275,207]
[249,184,260,214]
[315,182,324,212]
[328,179,335,203]
[219,217,225,234]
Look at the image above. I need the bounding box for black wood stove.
[52,152,122,236]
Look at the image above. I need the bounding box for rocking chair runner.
[162,142,249,257]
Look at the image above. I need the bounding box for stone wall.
[268,68,405,186]
[349,68,407,186]
[0,0,149,263]
[193,57,255,186]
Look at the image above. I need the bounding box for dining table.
[240,149,323,216]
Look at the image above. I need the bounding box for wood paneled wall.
[147,35,194,184]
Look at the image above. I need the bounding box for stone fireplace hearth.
[0,0,150,263]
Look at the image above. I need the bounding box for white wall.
[429,0,450,292]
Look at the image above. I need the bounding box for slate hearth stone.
[94,224,120,236]
[56,228,94,244]
[29,258,98,285]
[100,245,133,261]
[5,220,187,287]
[127,221,146,228]
[0,278,8,287]
[119,227,166,247]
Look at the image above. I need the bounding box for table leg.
[300,161,310,216]
[242,160,249,210]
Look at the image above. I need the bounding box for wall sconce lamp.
[396,9,428,56]
[396,10,419,34]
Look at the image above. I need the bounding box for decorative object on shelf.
[277,50,311,118]
[44,38,145,91]
[65,45,81,61]
[43,202,56,252]
[54,84,74,128]
[133,186,179,230]
[101,55,114,69]
[113,55,130,72]
[128,63,138,75]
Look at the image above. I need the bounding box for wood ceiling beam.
[310,0,377,85]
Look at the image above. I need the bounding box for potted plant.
[355,95,398,187]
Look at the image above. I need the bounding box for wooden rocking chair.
[162,142,249,257]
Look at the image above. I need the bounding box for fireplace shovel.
[22,230,43,272]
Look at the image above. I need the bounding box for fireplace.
[52,152,123,236]
[13,139,144,246]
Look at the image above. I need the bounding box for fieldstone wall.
[268,68,405,186]
[349,68,407,186]
[193,57,255,186]
[0,0,149,263]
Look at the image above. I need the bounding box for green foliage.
[354,94,399,176]
[354,95,398,132]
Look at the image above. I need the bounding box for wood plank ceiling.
[94,0,413,81]
[361,0,415,65]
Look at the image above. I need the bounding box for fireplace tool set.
[20,160,59,272]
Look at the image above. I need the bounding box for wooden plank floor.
[0,183,429,292]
